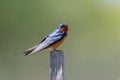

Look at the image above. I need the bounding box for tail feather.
[24,49,34,56]
[23,46,37,56]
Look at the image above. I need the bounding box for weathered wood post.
[50,50,65,80]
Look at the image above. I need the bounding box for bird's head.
[58,23,69,32]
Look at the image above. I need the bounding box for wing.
[23,36,48,55]
[29,33,65,54]
[37,36,48,44]
[41,33,65,49]
[24,31,66,55]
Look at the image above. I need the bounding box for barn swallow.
[23,23,69,55]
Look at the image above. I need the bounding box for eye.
[60,28,65,32]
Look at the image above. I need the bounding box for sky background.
[0,0,120,80]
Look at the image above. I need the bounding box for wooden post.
[50,50,65,80]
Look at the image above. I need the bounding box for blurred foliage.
[0,0,120,80]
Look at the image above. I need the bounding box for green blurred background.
[0,0,120,80]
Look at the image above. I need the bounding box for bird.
[23,23,69,56]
